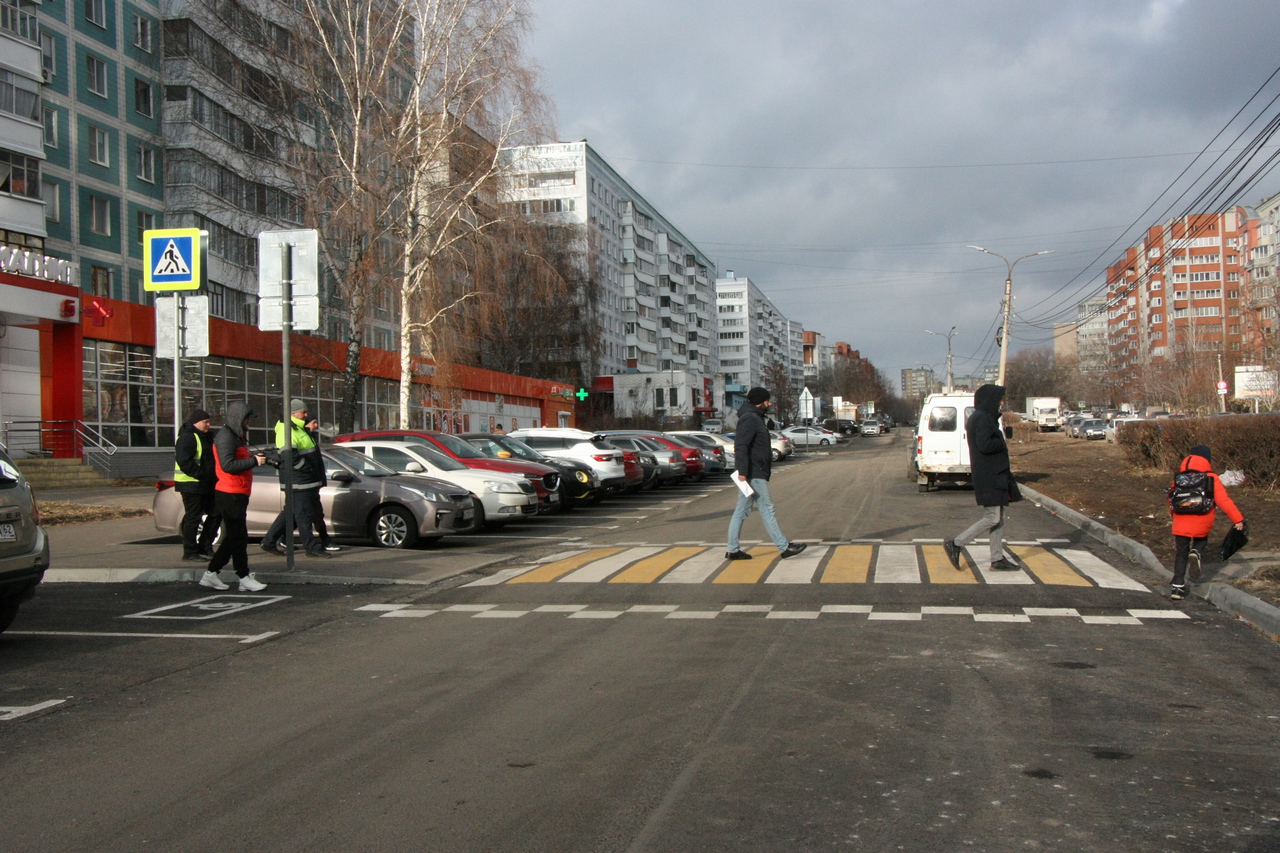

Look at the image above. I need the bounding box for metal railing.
[1,420,118,459]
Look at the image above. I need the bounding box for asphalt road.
[3,433,1279,852]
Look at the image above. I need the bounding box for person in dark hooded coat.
[203,400,268,592]
[943,383,1022,572]
[173,408,220,561]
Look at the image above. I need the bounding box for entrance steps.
[12,457,111,489]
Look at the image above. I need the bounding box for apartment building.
[901,367,937,400]
[1240,191,1278,365]
[1103,210,1251,398]
[714,273,802,411]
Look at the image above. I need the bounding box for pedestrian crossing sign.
[143,228,204,291]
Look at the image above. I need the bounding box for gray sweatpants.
[955,505,1005,563]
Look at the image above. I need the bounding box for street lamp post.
[968,246,1054,386]
[925,326,956,392]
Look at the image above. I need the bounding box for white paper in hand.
[734,475,754,497]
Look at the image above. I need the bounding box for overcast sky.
[526,0,1280,389]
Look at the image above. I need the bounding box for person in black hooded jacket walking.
[943,383,1023,572]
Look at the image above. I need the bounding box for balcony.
[0,1,38,45]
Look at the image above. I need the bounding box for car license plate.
[459,509,473,522]
[0,523,15,541]
[549,493,560,502]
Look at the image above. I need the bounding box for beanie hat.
[188,408,211,423]
[1190,444,1212,464]
[747,387,771,405]
[290,398,307,413]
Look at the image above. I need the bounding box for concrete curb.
[1021,484,1280,639]
[43,568,435,586]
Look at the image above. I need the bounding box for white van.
[912,392,975,492]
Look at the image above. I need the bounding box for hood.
[179,419,200,434]
[737,400,763,417]
[1181,448,1212,473]
[974,384,1005,415]
[225,401,253,435]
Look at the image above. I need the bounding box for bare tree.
[762,357,799,425]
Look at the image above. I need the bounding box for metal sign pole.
[281,244,296,572]
[173,293,184,438]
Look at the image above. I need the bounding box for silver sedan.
[154,446,476,548]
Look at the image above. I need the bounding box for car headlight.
[404,486,448,503]
[485,480,522,494]
[574,470,590,483]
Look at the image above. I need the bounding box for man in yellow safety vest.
[174,408,220,561]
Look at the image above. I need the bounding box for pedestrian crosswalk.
[461,542,1149,590]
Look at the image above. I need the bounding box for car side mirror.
[331,471,355,483]
[497,451,513,458]
[405,461,425,473]
[1004,426,1014,440]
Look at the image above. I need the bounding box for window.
[40,31,55,79]
[135,209,154,243]
[655,388,665,408]
[86,55,107,96]
[132,14,151,51]
[89,126,109,165]
[0,152,41,199]
[42,179,58,221]
[90,264,110,296]
[135,144,154,182]
[42,107,57,147]
[1150,296,1162,307]
[134,78,153,117]
[85,0,106,28]
[89,194,111,235]
[928,407,957,432]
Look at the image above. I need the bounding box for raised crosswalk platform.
[460,542,1150,590]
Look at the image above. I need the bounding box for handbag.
[1220,521,1249,561]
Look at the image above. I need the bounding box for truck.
[1025,397,1061,432]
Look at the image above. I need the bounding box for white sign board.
[155,295,210,358]
[258,229,320,298]
[259,296,321,332]
[1235,365,1278,399]
[799,387,814,419]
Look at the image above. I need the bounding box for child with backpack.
[1167,444,1245,600]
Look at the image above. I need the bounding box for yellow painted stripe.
[820,545,873,583]
[713,545,778,583]
[508,548,627,584]
[609,547,707,584]
[1011,545,1093,587]
[921,544,978,584]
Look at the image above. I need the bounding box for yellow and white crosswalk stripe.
[459,543,1149,590]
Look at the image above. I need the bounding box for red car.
[333,430,562,510]
[605,432,705,479]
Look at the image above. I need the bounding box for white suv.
[508,428,628,492]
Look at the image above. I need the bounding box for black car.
[0,445,50,633]
[460,433,602,508]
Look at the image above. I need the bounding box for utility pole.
[925,326,956,392]
[969,246,1054,386]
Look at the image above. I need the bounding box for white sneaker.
[199,570,229,591]
[324,544,341,552]
[238,573,267,592]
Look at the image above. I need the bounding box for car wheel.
[820,438,830,446]
[772,449,782,461]
[370,505,417,549]
[470,497,488,531]
[0,596,22,633]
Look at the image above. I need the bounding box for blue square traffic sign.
[143,228,204,291]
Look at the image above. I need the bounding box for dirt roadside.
[1008,431,1280,606]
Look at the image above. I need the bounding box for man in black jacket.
[725,387,806,561]
[944,383,1023,572]
[260,399,328,558]
[174,408,220,561]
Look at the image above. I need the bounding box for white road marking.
[1127,609,1191,620]
[922,606,975,615]
[628,604,680,613]
[1080,614,1143,625]
[658,550,725,583]
[124,594,290,621]
[765,545,829,583]
[5,630,278,643]
[874,544,921,583]
[473,610,528,618]
[665,611,719,619]
[535,604,588,612]
[868,611,922,621]
[444,604,498,612]
[382,610,435,618]
[966,548,1035,585]
[1057,549,1149,591]
[462,566,541,586]
[0,700,67,721]
[568,610,624,619]
[356,603,410,611]
[559,547,662,583]
[973,613,1031,623]
[820,604,874,614]
[766,611,820,619]
[1023,607,1080,617]
[723,604,773,613]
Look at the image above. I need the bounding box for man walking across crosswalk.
[944,383,1023,571]
[725,386,807,562]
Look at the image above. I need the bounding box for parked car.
[336,440,537,529]
[700,418,723,433]
[1105,417,1145,443]
[1079,419,1107,440]
[507,428,629,493]
[780,426,841,446]
[460,433,601,507]
[606,434,685,485]
[0,447,49,633]
[767,431,794,461]
[333,430,561,511]
[600,431,707,480]
[154,447,476,548]
[1064,416,1089,438]
[666,430,735,467]
[860,420,882,436]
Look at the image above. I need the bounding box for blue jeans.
[727,478,790,553]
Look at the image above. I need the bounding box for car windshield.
[663,435,697,448]
[405,444,467,471]
[679,434,715,447]
[468,436,539,462]
[431,432,485,458]
[325,447,396,476]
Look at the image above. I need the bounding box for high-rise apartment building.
[1240,191,1278,365]
[503,141,719,385]
[901,367,937,400]
[714,273,802,410]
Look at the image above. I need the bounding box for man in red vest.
[203,400,268,591]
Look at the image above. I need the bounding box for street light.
[968,246,1054,386]
[925,326,956,392]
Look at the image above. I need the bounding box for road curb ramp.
[1021,484,1280,640]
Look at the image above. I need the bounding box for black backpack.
[1168,470,1215,515]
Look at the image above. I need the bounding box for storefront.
[1,277,575,474]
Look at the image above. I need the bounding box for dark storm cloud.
[529,0,1280,381]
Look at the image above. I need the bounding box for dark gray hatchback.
[0,446,49,633]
